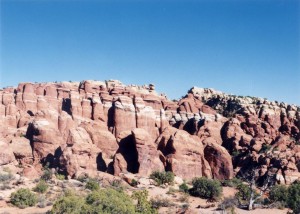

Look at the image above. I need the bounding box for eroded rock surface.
[0,80,299,183]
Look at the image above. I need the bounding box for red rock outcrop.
[0,141,15,166]
[59,127,102,177]
[0,80,299,184]
[113,128,164,176]
[114,96,136,137]
[155,127,213,180]
[203,137,233,180]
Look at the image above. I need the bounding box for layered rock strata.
[0,80,299,184]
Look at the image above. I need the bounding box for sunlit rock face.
[0,80,299,183]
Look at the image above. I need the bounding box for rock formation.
[0,80,299,184]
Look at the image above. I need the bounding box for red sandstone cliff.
[0,80,299,183]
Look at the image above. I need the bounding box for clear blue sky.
[1,0,299,105]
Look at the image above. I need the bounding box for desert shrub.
[269,184,288,203]
[235,183,251,202]
[232,150,241,158]
[86,188,136,214]
[181,203,189,211]
[10,188,37,208]
[268,201,286,210]
[222,178,243,188]
[50,192,86,214]
[41,169,52,181]
[111,179,124,191]
[189,177,222,200]
[218,197,238,211]
[166,187,177,194]
[0,172,14,183]
[179,182,189,193]
[111,179,122,187]
[76,174,89,183]
[260,181,300,212]
[132,190,157,214]
[287,181,300,214]
[33,180,48,193]
[259,144,272,153]
[131,179,138,187]
[150,196,173,209]
[150,171,174,185]
[37,194,47,208]
[85,179,99,191]
[55,173,65,180]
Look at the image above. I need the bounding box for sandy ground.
[0,176,290,214]
[0,205,51,214]
[235,208,288,214]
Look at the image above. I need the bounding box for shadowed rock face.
[0,80,299,183]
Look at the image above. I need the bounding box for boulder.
[27,119,64,165]
[60,127,102,177]
[113,128,164,176]
[132,128,164,176]
[80,122,118,157]
[10,137,33,164]
[156,127,212,180]
[203,137,234,180]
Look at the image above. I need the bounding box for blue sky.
[1,0,299,104]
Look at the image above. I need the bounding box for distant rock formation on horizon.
[0,80,299,184]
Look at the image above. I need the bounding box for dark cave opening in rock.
[107,106,115,129]
[27,110,34,117]
[158,136,176,157]
[118,134,140,173]
[41,147,62,169]
[62,98,72,116]
[165,158,173,172]
[183,118,198,135]
[96,153,107,172]
[25,123,39,160]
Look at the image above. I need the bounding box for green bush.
[150,171,174,185]
[50,188,156,214]
[10,188,37,208]
[131,179,138,187]
[287,181,300,213]
[50,192,87,214]
[132,190,158,214]
[33,180,48,193]
[111,179,123,191]
[55,173,65,180]
[269,185,288,203]
[232,150,241,158]
[86,188,136,214]
[235,183,251,202]
[179,182,189,193]
[259,144,272,153]
[41,169,52,181]
[85,179,99,191]
[259,182,300,213]
[189,177,222,200]
[0,172,14,183]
